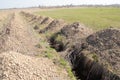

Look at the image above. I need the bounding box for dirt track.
[4,12,40,55]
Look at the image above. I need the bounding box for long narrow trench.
[21,12,120,80]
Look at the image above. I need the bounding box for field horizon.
[36,7,120,31]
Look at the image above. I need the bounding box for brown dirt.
[70,28,120,77]
[0,13,14,53]
[0,51,69,80]
[40,17,53,25]
[18,11,120,79]
[0,12,71,80]
[85,28,120,76]
[49,22,93,52]
[32,16,45,25]
[2,13,40,55]
[61,22,93,38]
[39,19,66,34]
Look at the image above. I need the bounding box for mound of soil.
[86,28,120,51]
[34,25,39,30]
[86,28,120,75]
[61,22,92,38]
[31,16,45,25]
[50,22,93,52]
[40,17,53,25]
[29,16,37,22]
[37,16,45,24]
[0,51,70,80]
[69,45,120,80]
[21,12,38,23]
[39,19,66,33]
[70,28,120,77]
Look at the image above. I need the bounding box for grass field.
[36,7,120,31]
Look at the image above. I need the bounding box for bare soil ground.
[0,51,69,80]
[0,11,71,80]
[4,13,40,55]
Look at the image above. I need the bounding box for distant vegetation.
[36,7,120,31]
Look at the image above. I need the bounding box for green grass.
[36,7,120,31]
[59,58,76,80]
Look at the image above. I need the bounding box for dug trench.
[49,25,120,80]
[21,12,120,80]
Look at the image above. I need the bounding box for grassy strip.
[36,7,120,31]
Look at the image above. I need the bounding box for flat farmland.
[36,7,120,30]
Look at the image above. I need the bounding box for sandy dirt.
[4,12,40,55]
[0,11,71,80]
[0,51,69,80]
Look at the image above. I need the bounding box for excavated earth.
[0,51,69,80]
[49,22,93,52]
[39,19,66,34]
[84,28,120,76]
[21,12,120,80]
[67,28,120,78]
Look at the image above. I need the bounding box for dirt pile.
[40,17,53,25]
[21,12,43,23]
[21,12,34,19]
[21,12,39,23]
[61,22,92,38]
[35,16,45,24]
[86,28,120,51]
[0,51,70,80]
[68,28,120,79]
[69,47,120,80]
[50,22,93,52]
[21,12,55,34]
[39,19,66,33]
[85,28,120,76]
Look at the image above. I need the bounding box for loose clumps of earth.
[0,51,70,80]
